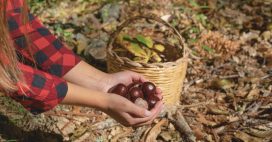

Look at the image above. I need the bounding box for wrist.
[97,93,111,112]
[63,61,110,91]
[63,82,111,110]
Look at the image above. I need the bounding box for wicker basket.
[107,14,188,105]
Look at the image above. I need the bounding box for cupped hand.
[103,93,163,127]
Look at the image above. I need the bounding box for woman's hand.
[64,61,163,100]
[100,71,164,126]
[63,76,163,127]
[100,70,147,92]
[103,93,163,127]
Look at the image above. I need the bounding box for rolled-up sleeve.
[5,0,80,114]
[8,63,68,115]
[8,0,81,77]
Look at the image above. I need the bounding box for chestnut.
[128,87,144,102]
[109,83,127,97]
[148,99,156,109]
[147,96,160,109]
[128,82,142,90]
[147,95,160,109]
[142,82,156,99]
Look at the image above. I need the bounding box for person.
[0,0,163,127]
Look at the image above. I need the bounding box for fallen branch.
[172,110,196,142]
[178,100,212,109]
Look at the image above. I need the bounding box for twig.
[219,74,240,79]
[211,129,220,142]
[172,110,196,142]
[178,100,212,109]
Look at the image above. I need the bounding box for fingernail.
[145,110,152,117]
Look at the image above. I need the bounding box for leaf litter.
[2,0,270,141]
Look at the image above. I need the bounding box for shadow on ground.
[0,114,63,142]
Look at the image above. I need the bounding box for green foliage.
[115,34,164,63]
[135,35,154,48]
[202,45,214,53]
[126,43,147,58]
[195,13,208,26]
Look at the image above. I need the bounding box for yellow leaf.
[151,51,162,62]
[126,43,147,57]
[154,44,165,52]
[133,57,149,63]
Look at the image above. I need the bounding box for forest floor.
[1,0,272,142]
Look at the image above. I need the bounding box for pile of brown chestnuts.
[108,82,161,110]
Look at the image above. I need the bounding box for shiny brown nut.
[148,99,156,109]
[128,82,142,91]
[128,87,144,102]
[142,82,156,99]
[147,95,160,109]
[109,83,127,97]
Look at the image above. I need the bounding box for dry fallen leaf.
[144,119,168,142]
[196,114,217,127]
[234,131,262,142]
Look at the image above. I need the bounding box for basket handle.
[107,14,187,55]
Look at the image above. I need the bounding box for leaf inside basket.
[113,31,183,63]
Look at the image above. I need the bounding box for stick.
[178,100,212,109]
[173,110,196,142]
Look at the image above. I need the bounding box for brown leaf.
[245,89,260,101]
[207,105,229,115]
[245,128,272,138]
[234,131,262,142]
[191,125,205,140]
[144,119,168,142]
[196,114,217,127]
[110,128,133,142]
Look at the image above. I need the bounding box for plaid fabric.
[5,0,81,114]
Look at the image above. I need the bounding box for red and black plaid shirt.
[5,0,81,114]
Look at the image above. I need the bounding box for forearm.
[62,82,109,111]
[63,61,110,91]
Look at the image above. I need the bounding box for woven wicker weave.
[107,14,188,105]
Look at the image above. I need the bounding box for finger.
[125,101,154,118]
[155,88,162,94]
[127,98,163,119]
[126,71,148,83]
[154,88,163,100]
[149,101,163,114]
[133,101,163,124]
[119,112,136,127]
[134,103,164,127]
